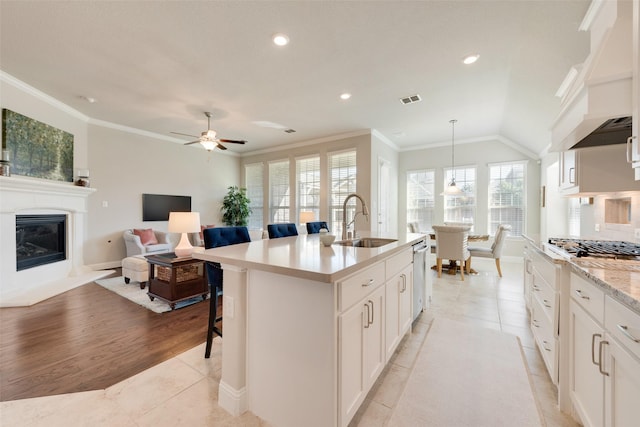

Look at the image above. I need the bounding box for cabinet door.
[559,150,577,190]
[339,299,366,426]
[339,285,385,427]
[363,285,386,388]
[385,265,413,360]
[631,0,639,171]
[604,336,640,427]
[569,301,604,427]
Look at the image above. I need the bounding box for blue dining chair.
[306,221,329,234]
[267,223,299,239]
[203,226,251,358]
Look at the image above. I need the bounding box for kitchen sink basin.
[334,237,398,248]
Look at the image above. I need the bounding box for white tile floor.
[1,258,580,427]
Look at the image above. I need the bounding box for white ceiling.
[0,0,591,156]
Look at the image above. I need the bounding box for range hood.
[551,0,632,152]
[571,116,632,149]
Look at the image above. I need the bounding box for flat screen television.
[142,193,191,221]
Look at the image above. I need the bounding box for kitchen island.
[193,232,426,427]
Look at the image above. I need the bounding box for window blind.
[245,162,264,230]
[444,166,476,230]
[488,161,526,236]
[269,160,291,223]
[328,150,356,235]
[406,169,435,231]
[296,155,321,222]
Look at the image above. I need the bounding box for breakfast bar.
[194,232,425,427]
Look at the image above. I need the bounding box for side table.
[145,253,209,310]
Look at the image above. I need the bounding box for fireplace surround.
[0,175,111,306]
[16,214,67,271]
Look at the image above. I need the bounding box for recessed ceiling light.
[273,33,289,46]
[340,93,351,100]
[79,95,97,103]
[462,54,480,65]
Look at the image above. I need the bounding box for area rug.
[95,276,209,313]
[387,318,543,427]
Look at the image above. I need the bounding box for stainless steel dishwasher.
[412,239,429,321]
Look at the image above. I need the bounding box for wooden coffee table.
[145,253,208,310]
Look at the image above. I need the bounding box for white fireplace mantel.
[0,175,111,307]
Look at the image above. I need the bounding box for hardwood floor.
[0,273,211,402]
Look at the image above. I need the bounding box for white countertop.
[193,232,426,283]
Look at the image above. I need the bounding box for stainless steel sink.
[334,237,398,248]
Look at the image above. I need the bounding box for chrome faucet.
[342,193,370,240]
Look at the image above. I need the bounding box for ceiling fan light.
[200,140,216,151]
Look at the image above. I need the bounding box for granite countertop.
[523,235,640,314]
[193,232,426,283]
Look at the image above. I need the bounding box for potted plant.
[221,186,252,226]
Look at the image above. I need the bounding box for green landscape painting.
[2,109,74,182]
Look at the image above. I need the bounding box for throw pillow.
[133,228,158,245]
[199,224,216,241]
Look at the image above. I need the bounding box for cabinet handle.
[525,259,532,274]
[362,279,374,287]
[532,319,539,328]
[542,340,552,352]
[598,340,609,376]
[543,299,552,308]
[617,324,640,343]
[400,273,407,293]
[591,333,602,366]
[368,300,374,326]
[574,289,590,300]
[364,303,370,328]
[569,167,575,184]
[532,285,540,292]
[626,136,637,163]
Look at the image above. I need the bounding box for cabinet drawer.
[531,248,558,290]
[339,262,385,312]
[385,249,412,280]
[605,297,640,360]
[570,273,604,323]
[532,273,556,325]
[531,297,558,383]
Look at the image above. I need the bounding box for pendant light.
[441,119,464,196]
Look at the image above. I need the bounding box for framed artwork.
[1,108,74,182]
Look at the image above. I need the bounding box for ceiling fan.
[171,112,246,151]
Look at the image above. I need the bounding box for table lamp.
[168,211,201,257]
[300,211,315,224]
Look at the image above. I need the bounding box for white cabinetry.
[568,272,640,427]
[338,262,386,427]
[523,242,534,310]
[558,145,640,195]
[385,249,413,360]
[529,247,561,384]
[569,273,605,427]
[631,0,639,178]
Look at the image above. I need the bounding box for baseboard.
[88,260,122,270]
[218,380,248,417]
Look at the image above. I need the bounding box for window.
[269,160,290,223]
[488,161,526,236]
[245,163,264,230]
[406,170,435,231]
[444,167,476,229]
[296,155,321,222]
[328,150,356,235]
[568,198,581,236]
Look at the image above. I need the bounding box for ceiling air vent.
[400,94,421,105]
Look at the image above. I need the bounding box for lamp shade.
[300,211,315,224]
[168,212,201,233]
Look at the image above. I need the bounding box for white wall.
[399,138,540,257]
[578,191,640,242]
[85,125,240,267]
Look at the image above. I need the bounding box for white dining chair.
[432,225,471,281]
[467,224,511,277]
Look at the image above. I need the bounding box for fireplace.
[16,214,67,271]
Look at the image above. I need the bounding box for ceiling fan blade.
[218,139,246,144]
[184,140,201,145]
[171,131,199,138]
[216,143,228,150]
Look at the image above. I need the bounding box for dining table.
[428,231,490,275]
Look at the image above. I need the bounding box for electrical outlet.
[223,295,234,319]
[635,229,640,239]
[102,200,108,208]
[594,224,600,232]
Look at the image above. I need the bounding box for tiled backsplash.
[580,191,640,242]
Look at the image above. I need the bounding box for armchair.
[123,229,172,257]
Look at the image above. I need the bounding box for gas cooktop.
[547,238,640,261]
